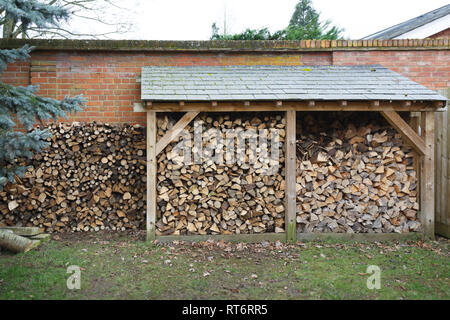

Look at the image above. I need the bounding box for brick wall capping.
[0,38,449,52]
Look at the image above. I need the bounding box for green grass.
[0,232,449,300]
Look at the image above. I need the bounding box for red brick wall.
[430,28,450,39]
[333,50,450,90]
[1,47,448,125]
[1,61,29,86]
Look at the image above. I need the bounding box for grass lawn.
[0,231,449,300]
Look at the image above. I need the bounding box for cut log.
[0,226,40,236]
[295,112,420,234]
[0,229,34,253]
[155,113,286,236]
[0,122,147,233]
[0,112,421,236]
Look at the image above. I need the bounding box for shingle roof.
[141,65,447,102]
[363,4,450,40]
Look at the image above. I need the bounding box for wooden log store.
[136,65,447,242]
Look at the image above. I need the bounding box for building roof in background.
[363,4,450,40]
[141,65,447,102]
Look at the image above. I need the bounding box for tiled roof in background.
[363,4,450,40]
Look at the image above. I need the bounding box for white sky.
[115,0,450,40]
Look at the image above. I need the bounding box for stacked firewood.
[295,112,421,234]
[0,112,422,235]
[155,113,286,235]
[0,122,147,233]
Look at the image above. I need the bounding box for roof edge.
[363,4,450,40]
[0,38,448,52]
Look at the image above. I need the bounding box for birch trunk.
[0,229,34,253]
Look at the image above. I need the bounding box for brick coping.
[0,38,449,52]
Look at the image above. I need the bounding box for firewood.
[0,229,35,253]
[0,122,146,233]
[295,112,420,234]
[155,113,286,236]
[0,112,421,236]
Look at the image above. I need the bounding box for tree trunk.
[0,229,34,253]
[2,15,16,39]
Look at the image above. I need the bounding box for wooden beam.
[409,112,420,198]
[435,112,443,231]
[420,111,435,239]
[297,232,423,242]
[432,101,445,108]
[380,111,427,155]
[435,88,449,238]
[447,95,450,232]
[142,100,440,112]
[155,111,199,156]
[285,110,296,242]
[371,100,380,107]
[146,111,157,242]
[156,233,286,243]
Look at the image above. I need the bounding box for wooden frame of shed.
[136,65,447,242]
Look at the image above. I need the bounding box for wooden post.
[436,88,449,237]
[146,111,157,242]
[434,112,443,230]
[447,104,450,231]
[447,103,450,231]
[410,112,420,200]
[420,111,435,239]
[285,110,297,242]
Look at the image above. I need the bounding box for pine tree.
[285,0,343,40]
[289,0,320,27]
[0,0,85,189]
[210,0,343,40]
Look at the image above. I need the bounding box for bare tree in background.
[1,0,135,39]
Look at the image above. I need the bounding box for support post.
[380,111,426,155]
[146,111,157,242]
[420,111,435,239]
[285,110,297,242]
[409,112,420,200]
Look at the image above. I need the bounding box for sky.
[110,0,450,40]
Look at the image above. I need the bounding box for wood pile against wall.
[0,112,424,235]
[295,112,421,234]
[155,113,286,236]
[0,122,147,232]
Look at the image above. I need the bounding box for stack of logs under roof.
[0,112,421,235]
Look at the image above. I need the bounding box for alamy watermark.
[366,265,381,290]
[168,120,281,175]
[66,265,81,290]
